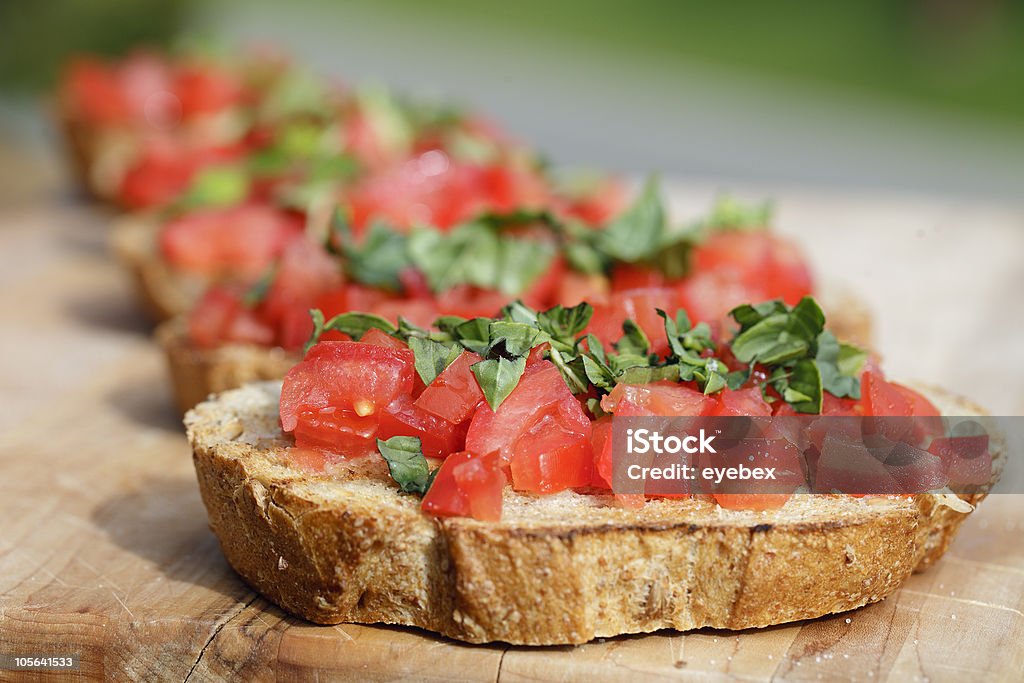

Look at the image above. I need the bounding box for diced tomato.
[280,341,414,434]
[891,383,940,417]
[525,343,550,366]
[554,177,627,226]
[174,64,246,119]
[610,263,665,292]
[258,238,344,350]
[862,371,912,417]
[414,351,485,424]
[591,415,615,488]
[520,253,566,309]
[292,407,378,458]
[600,381,715,417]
[435,285,511,319]
[556,271,609,307]
[378,395,468,458]
[691,231,813,306]
[676,231,813,331]
[62,57,133,125]
[119,140,244,209]
[360,327,407,350]
[421,451,505,521]
[929,435,992,486]
[465,362,592,485]
[160,203,303,278]
[346,157,551,232]
[508,412,594,493]
[187,287,273,349]
[587,287,676,355]
[714,387,772,417]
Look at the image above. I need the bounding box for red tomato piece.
[600,381,715,417]
[587,287,676,355]
[280,341,414,432]
[414,351,485,425]
[590,415,615,489]
[360,327,407,351]
[173,64,246,119]
[435,285,511,319]
[714,387,772,417]
[691,231,813,306]
[508,412,594,493]
[465,362,591,473]
[610,263,666,292]
[160,203,303,278]
[292,407,378,458]
[421,451,505,521]
[187,287,273,348]
[378,395,468,458]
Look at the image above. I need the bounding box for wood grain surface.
[1,185,1023,681]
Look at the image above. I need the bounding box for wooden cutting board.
[1,193,1023,682]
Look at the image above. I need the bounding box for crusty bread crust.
[159,320,298,415]
[186,382,993,645]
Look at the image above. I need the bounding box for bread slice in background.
[186,381,995,645]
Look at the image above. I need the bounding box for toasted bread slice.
[161,286,873,414]
[158,319,298,415]
[186,382,994,645]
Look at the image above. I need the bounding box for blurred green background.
[3,0,1024,201]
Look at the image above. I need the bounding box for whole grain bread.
[186,382,996,645]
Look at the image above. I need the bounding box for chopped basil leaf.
[594,177,666,263]
[334,220,411,291]
[179,166,249,209]
[615,319,650,356]
[408,337,462,386]
[303,309,397,353]
[471,355,528,411]
[242,266,277,308]
[377,436,433,495]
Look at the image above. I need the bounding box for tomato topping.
[360,327,407,351]
[160,203,303,278]
[600,381,715,417]
[464,362,592,492]
[257,238,344,350]
[508,412,594,493]
[421,451,505,521]
[676,232,813,330]
[610,263,665,292]
[173,64,246,119]
[435,285,511,319]
[280,341,415,444]
[587,288,677,355]
[292,408,378,458]
[414,351,485,424]
[187,287,273,349]
[713,387,772,417]
[119,140,244,209]
[378,395,468,458]
[346,156,550,232]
